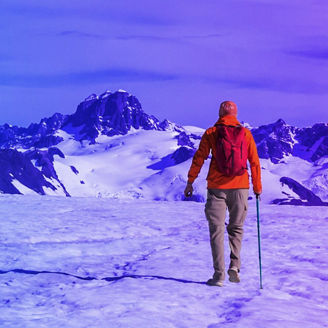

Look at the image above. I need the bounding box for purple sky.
[0,0,327,128]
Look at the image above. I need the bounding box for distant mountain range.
[0,89,327,206]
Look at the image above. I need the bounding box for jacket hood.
[215,115,241,126]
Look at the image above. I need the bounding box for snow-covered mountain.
[0,89,327,206]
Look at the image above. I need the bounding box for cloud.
[1,64,325,96]
[183,34,223,40]
[115,34,223,41]
[0,1,177,26]
[120,14,177,26]
[202,75,328,95]
[54,31,223,42]
[0,68,179,88]
[56,30,105,39]
[286,49,328,60]
[0,2,59,17]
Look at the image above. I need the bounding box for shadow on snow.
[0,268,206,285]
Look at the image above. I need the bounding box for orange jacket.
[187,115,262,194]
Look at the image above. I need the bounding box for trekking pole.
[256,194,263,289]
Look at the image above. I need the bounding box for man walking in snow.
[184,101,262,287]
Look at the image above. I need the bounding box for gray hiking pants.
[205,188,249,280]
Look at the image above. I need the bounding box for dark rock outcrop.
[0,113,66,149]
[147,147,195,170]
[311,136,328,162]
[25,147,69,196]
[171,147,195,165]
[272,177,327,206]
[251,120,328,163]
[296,123,328,148]
[63,90,169,143]
[0,149,58,195]
[175,132,195,148]
[251,119,297,163]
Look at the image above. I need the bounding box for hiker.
[184,101,262,287]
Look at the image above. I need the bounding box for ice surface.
[0,195,327,327]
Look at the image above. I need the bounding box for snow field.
[0,195,327,327]
[11,127,327,205]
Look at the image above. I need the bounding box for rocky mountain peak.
[251,119,297,163]
[0,89,182,149]
[274,118,286,125]
[251,118,328,163]
[63,90,167,142]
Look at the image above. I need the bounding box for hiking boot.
[228,267,240,283]
[206,278,224,287]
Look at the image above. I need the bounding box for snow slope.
[48,126,327,205]
[53,128,201,199]
[0,195,327,327]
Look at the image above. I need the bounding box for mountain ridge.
[0,89,327,205]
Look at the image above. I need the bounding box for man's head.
[219,101,238,117]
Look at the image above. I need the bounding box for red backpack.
[215,124,248,177]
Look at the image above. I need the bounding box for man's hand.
[255,192,261,200]
[184,183,193,198]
